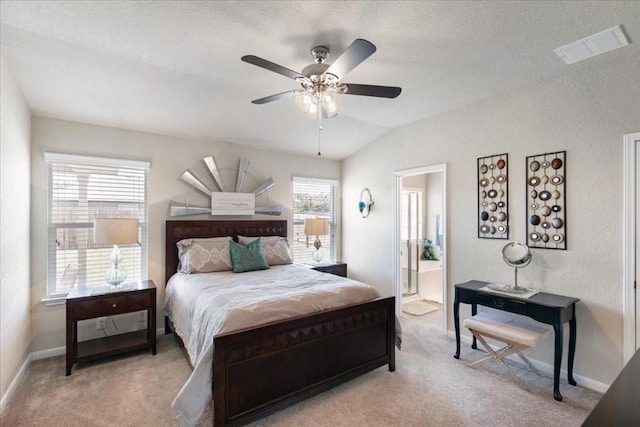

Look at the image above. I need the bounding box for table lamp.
[93,218,139,287]
[304,218,329,263]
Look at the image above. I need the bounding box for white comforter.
[164,264,382,427]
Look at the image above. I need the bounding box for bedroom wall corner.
[0,54,32,409]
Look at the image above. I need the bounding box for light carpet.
[1,310,601,426]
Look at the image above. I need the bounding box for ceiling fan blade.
[241,55,306,81]
[251,90,298,104]
[342,83,402,98]
[324,39,376,79]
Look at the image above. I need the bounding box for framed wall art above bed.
[477,153,509,239]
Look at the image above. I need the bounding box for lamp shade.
[304,218,329,236]
[94,218,139,246]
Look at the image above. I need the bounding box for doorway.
[623,132,640,363]
[393,164,447,334]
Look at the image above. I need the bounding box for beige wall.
[29,116,340,352]
[342,53,640,385]
[0,55,31,405]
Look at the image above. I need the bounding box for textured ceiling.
[1,1,639,160]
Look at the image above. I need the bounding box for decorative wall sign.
[170,156,282,217]
[525,150,566,250]
[210,192,255,215]
[477,153,509,239]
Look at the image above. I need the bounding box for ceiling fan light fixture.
[295,92,318,118]
[322,92,340,117]
[295,91,340,119]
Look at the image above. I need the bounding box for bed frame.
[165,220,396,426]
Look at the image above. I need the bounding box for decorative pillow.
[238,235,293,266]
[176,236,232,273]
[229,238,270,273]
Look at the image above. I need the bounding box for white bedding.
[164,264,383,427]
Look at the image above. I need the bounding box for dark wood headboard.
[165,220,287,284]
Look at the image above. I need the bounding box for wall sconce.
[358,188,374,218]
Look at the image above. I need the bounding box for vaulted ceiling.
[1,1,639,159]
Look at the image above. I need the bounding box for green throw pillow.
[229,238,270,273]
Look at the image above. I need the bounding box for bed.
[164,220,396,427]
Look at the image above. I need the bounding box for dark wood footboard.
[213,296,396,427]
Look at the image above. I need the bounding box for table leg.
[471,303,478,350]
[454,294,460,359]
[553,323,564,401]
[568,306,577,386]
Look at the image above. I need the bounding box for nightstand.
[299,261,347,278]
[65,280,156,375]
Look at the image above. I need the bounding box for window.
[45,153,149,297]
[292,177,338,263]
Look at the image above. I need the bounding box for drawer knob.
[112,303,117,308]
[492,299,505,308]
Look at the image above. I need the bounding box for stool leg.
[468,332,527,386]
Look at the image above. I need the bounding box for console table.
[453,280,579,401]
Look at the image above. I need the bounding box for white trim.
[32,346,65,360]
[0,354,32,414]
[623,132,640,363]
[291,175,339,185]
[44,152,150,169]
[394,164,448,335]
[41,296,66,306]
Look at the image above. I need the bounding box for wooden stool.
[464,311,548,384]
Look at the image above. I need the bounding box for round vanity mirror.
[502,242,532,267]
[486,242,533,294]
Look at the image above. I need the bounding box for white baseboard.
[0,353,32,414]
[32,346,65,360]
[447,330,610,394]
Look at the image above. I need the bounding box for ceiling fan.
[241,39,401,120]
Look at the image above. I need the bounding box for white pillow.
[237,235,293,266]
[176,236,232,273]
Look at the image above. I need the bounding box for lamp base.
[311,249,324,264]
[105,265,127,288]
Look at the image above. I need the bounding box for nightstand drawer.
[127,292,152,311]
[71,292,152,320]
[72,295,129,320]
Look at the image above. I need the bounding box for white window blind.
[292,177,337,263]
[45,153,149,296]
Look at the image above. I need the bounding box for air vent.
[554,25,630,64]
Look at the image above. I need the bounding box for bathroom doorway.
[394,164,447,333]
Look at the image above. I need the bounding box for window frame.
[292,176,339,263]
[44,152,150,298]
